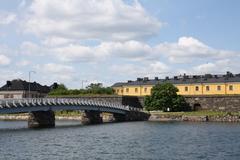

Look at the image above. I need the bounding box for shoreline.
[0,115,83,121]
[148,112,240,122]
[1,112,240,122]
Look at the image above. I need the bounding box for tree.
[144,83,189,111]
[86,83,114,94]
[48,83,114,96]
[48,84,68,95]
[86,83,103,90]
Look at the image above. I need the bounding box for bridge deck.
[0,98,141,114]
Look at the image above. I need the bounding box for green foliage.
[144,83,189,112]
[48,83,114,96]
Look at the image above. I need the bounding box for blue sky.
[0,0,239,88]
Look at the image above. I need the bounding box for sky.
[0,0,240,88]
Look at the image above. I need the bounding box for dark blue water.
[0,121,240,160]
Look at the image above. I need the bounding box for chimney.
[6,81,11,87]
[154,77,159,80]
[51,83,59,89]
[143,77,149,81]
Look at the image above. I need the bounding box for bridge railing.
[0,98,143,112]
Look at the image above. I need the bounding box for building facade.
[0,79,58,99]
[112,72,240,96]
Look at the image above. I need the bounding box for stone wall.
[148,113,240,122]
[184,95,240,111]
[132,95,240,111]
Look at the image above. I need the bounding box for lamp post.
[28,71,36,98]
[81,80,88,89]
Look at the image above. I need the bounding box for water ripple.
[0,121,240,160]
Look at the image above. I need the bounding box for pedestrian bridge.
[0,98,141,114]
[0,98,148,128]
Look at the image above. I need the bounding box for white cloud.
[0,11,16,25]
[35,63,76,82]
[0,70,23,86]
[111,61,170,78]
[0,55,11,65]
[101,41,153,60]
[193,59,234,74]
[40,63,75,74]
[41,36,74,47]
[24,40,153,62]
[20,41,47,56]
[156,37,237,63]
[53,44,99,62]
[16,60,31,67]
[22,0,162,41]
[18,37,239,65]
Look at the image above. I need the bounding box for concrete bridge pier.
[81,111,103,125]
[113,113,127,122]
[28,110,55,128]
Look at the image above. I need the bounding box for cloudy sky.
[0,0,240,88]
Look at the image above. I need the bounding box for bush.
[144,83,189,112]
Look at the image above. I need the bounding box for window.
[126,88,129,93]
[206,86,210,91]
[195,86,199,91]
[116,89,119,93]
[144,88,147,93]
[121,89,123,93]
[185,86,188,92]
[4,94,13,99]
[217,86,221,91]
[229,85,233,91]
[135,88,138,93]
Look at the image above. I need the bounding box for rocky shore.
[1,113,240,122]
[149,113,240,122]
[0,114,116,122]
[0,115,82,121]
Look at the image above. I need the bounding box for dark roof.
[0,79,51,93]
[112,72,240,87]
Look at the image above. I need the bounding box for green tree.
[48,83,114,96]
[48,84,68,95]
[86,83,114,95]
[144,83,189,111]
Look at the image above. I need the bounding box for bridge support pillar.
[113,113,126,122]
[81,111,103,125]
[28,111,55,128]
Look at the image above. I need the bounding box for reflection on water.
[0,121,240,160]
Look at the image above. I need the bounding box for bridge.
[0,98,149,128]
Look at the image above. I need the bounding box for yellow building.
[112,72,240,96]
